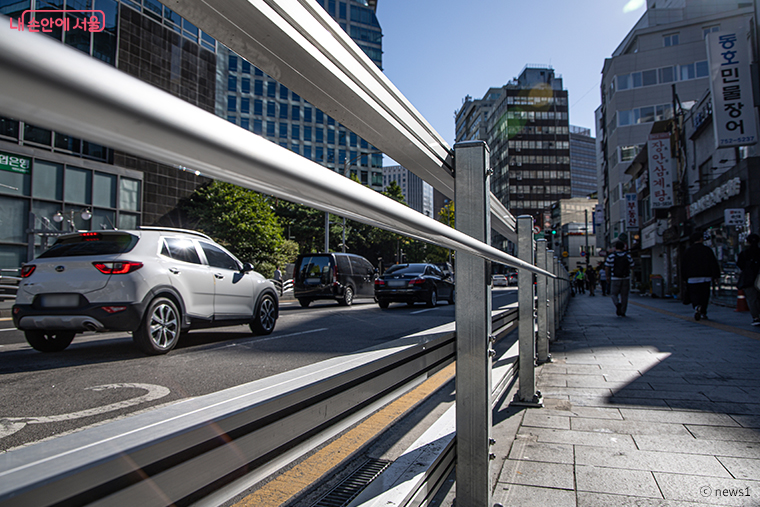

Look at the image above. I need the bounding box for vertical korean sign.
[625,193,638,230]
[707,28,757,147]
[647,132,673,209]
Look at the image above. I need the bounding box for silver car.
[12,227,278,355]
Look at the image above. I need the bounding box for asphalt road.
[0,288,517,452]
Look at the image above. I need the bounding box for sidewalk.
[488,291,760,507]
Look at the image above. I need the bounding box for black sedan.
[374,263,455,308]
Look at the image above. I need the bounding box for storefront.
[686,157,760,305]
[0,143,144,269]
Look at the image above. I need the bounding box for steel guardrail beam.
[0,25,543,274]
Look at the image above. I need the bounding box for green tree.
[182,181,285,271]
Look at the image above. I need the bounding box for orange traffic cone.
[736,289,749,312]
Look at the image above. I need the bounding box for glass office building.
[219,0,385,190]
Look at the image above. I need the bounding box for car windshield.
[38,233,139,258]
[384,264,426,276]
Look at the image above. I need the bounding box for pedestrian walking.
[737,233,760,326]
[681,231,721,321]
[598,263,608,296]
[605,241,634,316]
[586,266,597,296]
[575,268,586,294]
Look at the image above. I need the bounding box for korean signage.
[724,208,744,227]
[706,28,757,148]
[625,193,639,230]
[0,151,31,174]
[647,133,673,209]
[8,10,105,33]
[688,177,741,217]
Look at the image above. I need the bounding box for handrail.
[0,25,548,277]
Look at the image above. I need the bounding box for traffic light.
[551,229,557,235]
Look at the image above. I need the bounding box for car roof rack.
[138,226,212,240]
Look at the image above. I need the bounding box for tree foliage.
[182,181,288,274]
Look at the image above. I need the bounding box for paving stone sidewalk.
[491,291,760,507]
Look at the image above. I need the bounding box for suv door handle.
[214,273,224,279]
[169,268,180,274]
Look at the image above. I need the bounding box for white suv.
[12,227,278,354]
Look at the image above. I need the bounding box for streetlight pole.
[585,209,590,270]
[324,150,382,252]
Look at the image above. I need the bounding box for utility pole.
[585,209,590,270]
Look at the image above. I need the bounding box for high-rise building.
[0,0,219,267]
[218,0,385,191]
[596,0,753,248]
[382,165,433,218]
[455,66,570,224]
[569,126,597,198]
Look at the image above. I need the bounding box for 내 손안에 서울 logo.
[9,10,105,33]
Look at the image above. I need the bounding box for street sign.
[562,251,568,257]
[724,208,744,227]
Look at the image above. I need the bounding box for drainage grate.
[310,458,392,507]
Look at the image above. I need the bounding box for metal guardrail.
[0,309,531,507]
[0,269,20,301]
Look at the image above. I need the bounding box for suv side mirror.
[242,262,254,272]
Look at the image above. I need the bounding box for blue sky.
[376,0,647,148]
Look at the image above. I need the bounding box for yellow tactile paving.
[232,361,456,507]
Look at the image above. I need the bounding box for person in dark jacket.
[681,231,721,321]
[736,233,760,326]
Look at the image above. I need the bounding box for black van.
[293,253,377,307]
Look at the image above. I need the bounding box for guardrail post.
[453,141,492,507]
[547,250,556,344]
[515,215,542,406]
[536,240,549,364]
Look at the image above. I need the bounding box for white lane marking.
[0,328,18,332]
[410,308,438,315]
[248,327,328,343]
[0,383,170,439]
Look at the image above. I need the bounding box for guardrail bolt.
[490,438,496,445]
[488,349,497,358]
[489,453,496,460]
[489,334,496,344]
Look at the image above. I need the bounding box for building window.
[241,78,250,94]
[241,98,250,114]
[291,105,300,121]
[254,99,263,116]
[703,25,719,39]
[280,84,289,100]
[241,118,249,130]
[227,96,236,112]
[267,81,276,98]
[304,107,312,123]
[267,122,275,137]
[304,125,312,142]
[227,76,236,92]
[303,145,311,160]
[254,80,263,96]
[267,102,275,117]
[253,119,262,135]
[279,123,288,138]
[242,60,250,74]
[229,54,238,72]
[279,104,288,119]
[292,124,299,140]
[663,33,679,47]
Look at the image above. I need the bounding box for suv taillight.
[375,279,385,286]
[409,277,425,286]
[93,261,144,274]
[20,265,36,278]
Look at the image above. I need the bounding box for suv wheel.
[448,290,455,305]
[251,294,277,335]
[133,297,180,355]
[378,299,389,309]
[426,288,437,308]
[298,298,311,308]
[338,286,354,306]
[25,330,75,352]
